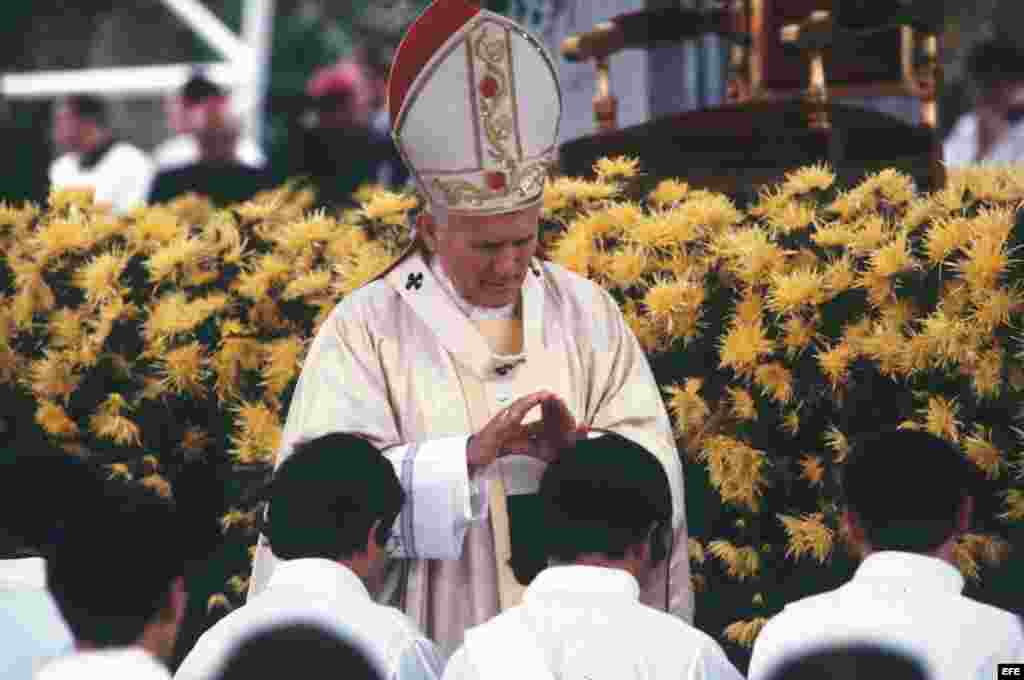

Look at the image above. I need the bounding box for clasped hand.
[466,390,588,471]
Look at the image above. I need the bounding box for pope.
[249,0,693,656]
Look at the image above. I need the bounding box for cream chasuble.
[249,249,693,657]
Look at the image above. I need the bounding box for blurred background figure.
[212,623,384,680]
[763,644,928,680]
[147,94,273,206]
[49,94,154,215]
[153,74,267,173]
[290,58,404,210]
[356,44,408,189]
[943,38,1024,167]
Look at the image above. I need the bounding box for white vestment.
[249,249,692,657]
[943,112,1024,167]
[444,565,742,680]
[36,648,170,680]
[748,551,1024,680]
[0,557,73,680]
[48,142,154,216]
[176,559,441,680]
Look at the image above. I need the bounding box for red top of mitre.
[387,0,481,125]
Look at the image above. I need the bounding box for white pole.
[238,0,276,146]
[0,63,242,100]
[159,0,253,64]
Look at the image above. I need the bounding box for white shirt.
[36,648,170,680]
[748,551,1024,680]
[176,558,442,680]
[0,557,73,680]
[49,142,154,215]
[943,112,1024,167]
[152,134,266,172]
[444,565,743,680]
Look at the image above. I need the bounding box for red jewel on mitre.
[485,171,506,190]
[479,75,499,99]
[387,0,482,124]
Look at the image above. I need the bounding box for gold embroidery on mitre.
[434,23,551,210]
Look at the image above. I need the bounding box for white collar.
[386,250,546,380]
[430,257,519,321]
[39,647,168,679]
[266,558,370,602]
[524,565,640,606]
[0,556,47,590]
[853,551,965,595]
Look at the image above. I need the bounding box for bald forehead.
[442,205,541,242]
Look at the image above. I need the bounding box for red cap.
[387,0,480,124]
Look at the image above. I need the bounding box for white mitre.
[387,0,562,216]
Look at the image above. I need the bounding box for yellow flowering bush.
[3,160,1023,655]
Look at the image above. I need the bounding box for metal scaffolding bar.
[0,63,242,99]
[160,0,252,64]
[237,0,276,144]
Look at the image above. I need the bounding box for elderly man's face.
[422,203,541,308]
[52,103,81,151]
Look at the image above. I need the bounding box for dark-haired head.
[214,623,384,680]
[967,39,1024,91]
[265,433,404,567]
[539,432,671,569]
[765,644,927,680]
[65,95,109,127]
[842,429,974,556]
[182,74,225,104]
[47,482,189,658]
[0,436,106,558]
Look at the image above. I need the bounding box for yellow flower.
[765,200,818,235]
[778,513,834,563]
[754,362,793,404]
[140,473,173,499]
[726,386,757,421]
[782,408,802,436]
[211,337,263,403]
[1001,489,1024,521]
[220,509,258,533]
[230,401,283,465]
[799,455,825,486]
[603,244,652,289]
[106,463,133,481]
[955,230,1011,295]
[130,206,184,250]
[542,177,620,216]
[48,308,86,350]
[648,179,690,207]
[594,155,641,181]
[73,249,130,307]
[712,227,788,287]
[146,237,209,286]
[719,320,774,378]
[663,379,710,436]
[158,342,210,397]
[782,163,835,195]
[262,336,306,399]
[700,435,770,511]
[767,268,826,315]
[723,617,768,648]
[733,290,764,326]
[707,540,761,580]
[89,411,142,447]
[207,593,235,614]
[282,269,333,301]
[360,190,419,226]
[824,425,850,463]
[179,426,211,459]
[970,288,1018,335]
[48,186,96,213]
[35,401,79,438]
[688,538,706,565]
[781,314,818,358]
[924,216,971,265]
[869,233,917,278]
[332,242,397,296]
[919,396,961,443]
[817,342,854,389]
[972,348,1003,401]
[25,351,80,403]
[810,221,853,249]
[963,426,1005,479]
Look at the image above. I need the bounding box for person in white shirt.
[444,431,743,680]
[175,433,443,680]
[748,428,1024,680]
[210,623,384,680]
[39,484,193,680]
[153,74,266,173]
[48,95,154,215]
[944,39,1024,167]
[0,439,101,679]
